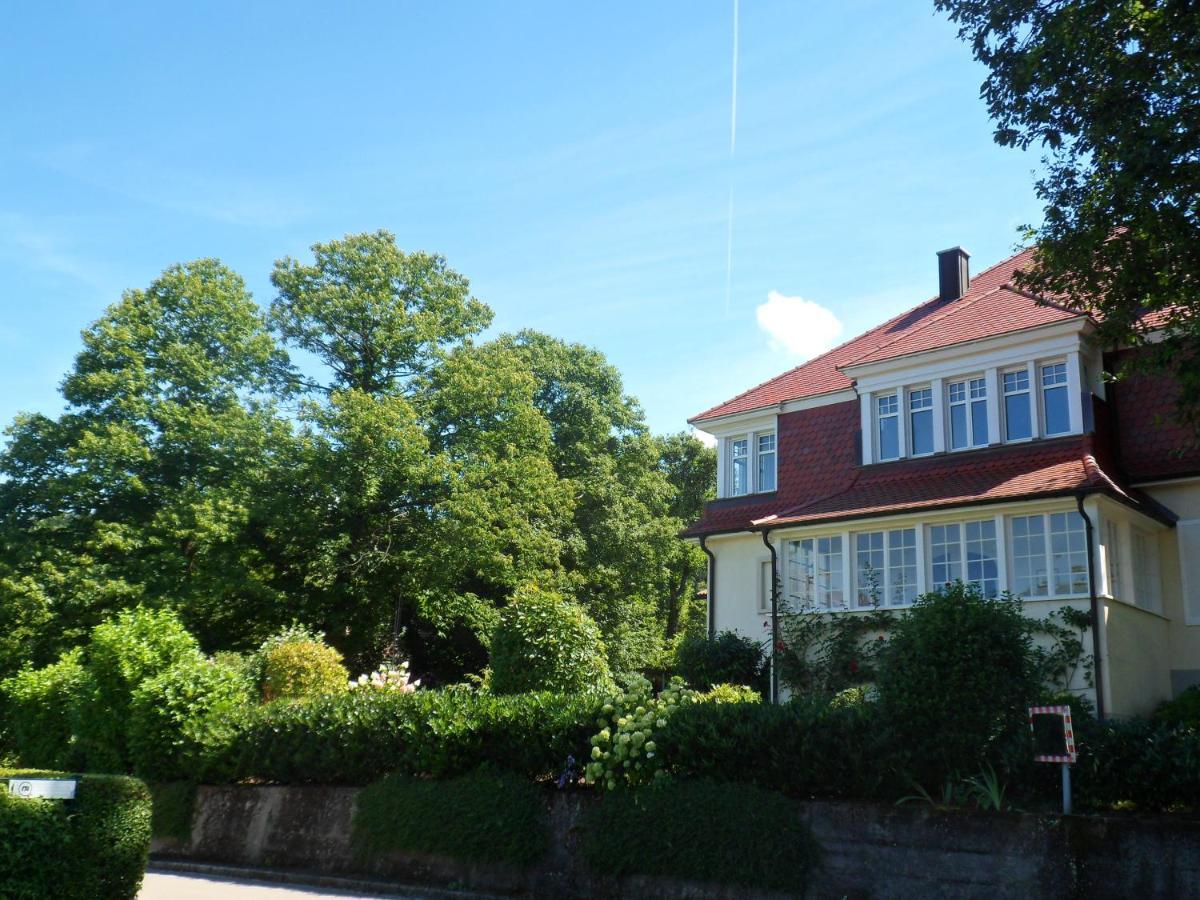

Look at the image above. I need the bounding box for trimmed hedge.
[0,769,152,899]
[219,687,600,784]
[353,769,549,866]
[582,779,820,892]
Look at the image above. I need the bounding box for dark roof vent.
[937,246,970,302]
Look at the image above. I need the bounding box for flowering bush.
[584,675,696,790]
[349,661,420,693]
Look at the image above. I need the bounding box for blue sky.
[0,1,1043,437]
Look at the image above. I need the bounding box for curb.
[147,859,503,899]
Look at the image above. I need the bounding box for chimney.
[937,246,970,302]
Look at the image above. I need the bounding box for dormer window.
[948,377,988,450]
[909,387,934,456]
[721,427,777,497]
[1002,369,1033,441]
[877,393,900,460]
[1042,362,1070,435]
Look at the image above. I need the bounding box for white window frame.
[723,429,777,497]
[876,392,901,461]
[757,432,777,493]
[947,375,988,451]
[1104,519,1123,601]
[854,527,918,608]
[757,558,774,615]
[908,386,934,457]
[1040,359,1071,437]
[785,534,846,612]
[1002,366,1035,443]
[1007,511,1089,599]
[925,518,1000,598]
[1132,528,1162,614]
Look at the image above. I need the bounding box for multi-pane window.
[909,388,934,455]
[757,433,777,492]
[730,439,749,496]
[1010,513,1087,598]
[1132,529,1162,613]
[964,519,999,598]
[787,536,844,611]
[948,377,988,450]
[1105,520,1123,599]
[725,431,776,496]
[928,520,998,597]
[877,394,900,460]
[1003,369,1033,441]
[855,528,917,607]
[1042,362,1070,435]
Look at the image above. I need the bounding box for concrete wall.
[155,784,1200,900]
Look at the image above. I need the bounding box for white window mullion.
[1066,350,1084,434]
[860,391,874,465]
[993,513,1008,594]
[1026,361,1040,439]
[931,378,945,453]
[896,388,908,459]
[841,529,853,611]
[985,367,1001,445]
[716,438,727,496]
[915,524,928,596]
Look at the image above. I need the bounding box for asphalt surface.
[139,869,484,899]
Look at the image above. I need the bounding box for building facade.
[686,247,1200,716]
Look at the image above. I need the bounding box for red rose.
[775,641,787,653]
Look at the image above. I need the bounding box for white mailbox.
[7,779,77,800]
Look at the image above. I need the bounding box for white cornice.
[690,389,855,435]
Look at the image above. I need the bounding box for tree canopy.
[937,0,1200,415]
[0,232,714,685]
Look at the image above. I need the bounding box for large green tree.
[938,0,1200,415]
[0,261,292,672]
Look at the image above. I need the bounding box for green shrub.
[876,582,1039,784]
[219,687,600,784]
[353,769,549,866]
[149,781,197,842]
[262,640,348,702]
[73,607,201,772]
[584,676,696,790]
[696,682,762,704]
[0,648,89,769]
[1155,685,1200,729]
[1074,718,1200,812]
[581,779,820,893]
[489,586,611,695]
[128,656,253,781]
[656,696,899,800]
[0,769,152,899]
[674,631,767,693]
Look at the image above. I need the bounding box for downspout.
[1075,493,1106,720]
[699,535,717,640]
[761,528,780,705]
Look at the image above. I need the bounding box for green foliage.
[0,648,88,769]
[696,683,762,705]
[262,640,348,702]
[937,0,1200,424]
[353,769,549,866]
[149,781,197,842]
[128,656,253,781]
[584,676,696,790]
[656,696,898,801]
[1074,718,1200,812]
[0,770,152,899]
[220,687,600,785]
[73,607,202,772]
[876,582,1039,784]
[777,600,894,698]
[673,631,767,693]
[1155,685,1200,729]
[581,780,820,893]
[489,586,611,695]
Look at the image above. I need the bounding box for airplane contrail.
[724,0,739,316]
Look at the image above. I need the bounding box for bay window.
[855,527,917,607]
[1132,529,1162,613]
[928,519,998,597]
[1010,512,1087,598]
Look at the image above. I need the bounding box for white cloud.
[755,290,844,359]
[690,427,717,448]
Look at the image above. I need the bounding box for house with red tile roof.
[686,246,1200,716]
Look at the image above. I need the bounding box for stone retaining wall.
[153,784,1200,898]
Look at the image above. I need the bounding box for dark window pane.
[911,409,933,455]
[950,404,968,449]
[879,416,899,459]
[1044,384,1070,435]
[1005,393,1032,440]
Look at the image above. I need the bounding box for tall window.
[1132,529,1162,612]
[787,536,844,611]
[1104,520,1122,599]
[1042,362,1070,435]
[909,387,933,455]
[730,438,749,496]
[1003,369,1033,441]
[877,393,900,460]
[1010,513,1087,598]
[855,528,917,607]
[928,520,998,597]
[948,377,988,450]
[757,433,777,492]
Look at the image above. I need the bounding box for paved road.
[140,870,469,899]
